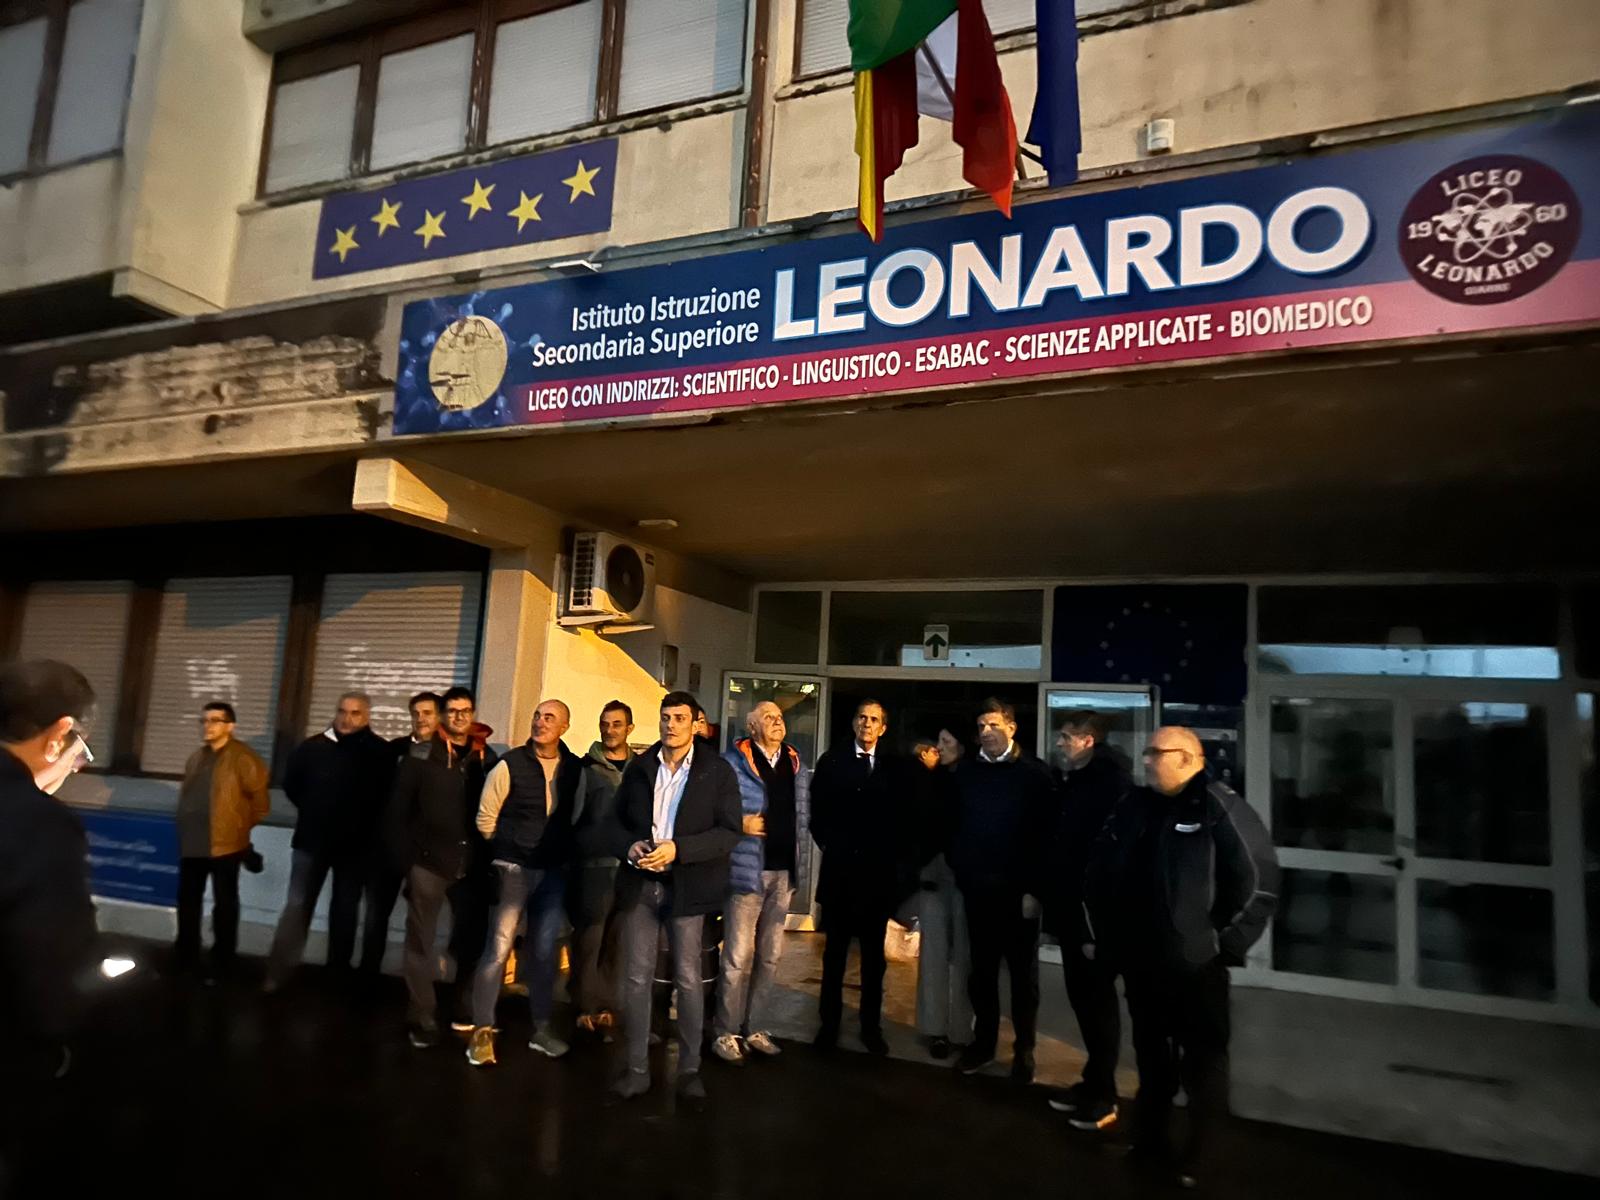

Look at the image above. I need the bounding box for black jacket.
[610,743,741,916]
[483,741,584,867]
[283,726,394,857]
[1085,773,1279,970]
[386,735,498,880]
[1045,747,1131,938]
[809,745,918,921]
[948,746,1056,899]
[0,751,97,1081]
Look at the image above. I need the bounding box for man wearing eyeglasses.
[1082,726,1278,1191]
[0,660,99,1195]
[175,701,270,981]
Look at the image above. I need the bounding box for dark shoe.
[1123,1145,1192,1190]
[408,1022,440,1049]
[860,1029,889,1057]
[955,1045,997,1075]
[1047,1081,1091,1114]
[812,1026,838,1052]
[928,1036,952,1061]
[609,1070,651,1103]
[1010,1048,1035,1085]
[1067,1098,1120,1132]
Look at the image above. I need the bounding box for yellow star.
[370,197,402,236]
[562,160,601,202]
[507,190,544,233]
[329,226,359,262]
[461,178,495,219]
[414,209,446,249]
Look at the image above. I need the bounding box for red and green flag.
[851,0,1018,241]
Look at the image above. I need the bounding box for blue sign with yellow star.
[312,139,617,279]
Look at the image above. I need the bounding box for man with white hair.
[1083,725,1278,1190]
[712,700,809,1064]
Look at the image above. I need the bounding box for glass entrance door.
[1259,677,1575,1014]
[720,673,825,929]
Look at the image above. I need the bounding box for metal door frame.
[1243,672,1592,1025]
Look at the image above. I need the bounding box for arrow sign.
[923,624,951,663]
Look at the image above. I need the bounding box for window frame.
[257,0,751,198]
[0,0,140,184]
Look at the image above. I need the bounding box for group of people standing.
[2,654,1279,1193]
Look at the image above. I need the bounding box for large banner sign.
[394,110,1596,436]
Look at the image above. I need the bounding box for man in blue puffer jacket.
[711,700,810,1065]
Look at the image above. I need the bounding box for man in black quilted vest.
[464,699,585,1068]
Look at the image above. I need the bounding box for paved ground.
[18,934,1593,1200]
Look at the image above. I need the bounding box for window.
[827,589,1043,669]
[1257,584,1562,680]
[261,0,750,196]
[754,590,822,664]
[264,66,359,193]
[794,0,1158,79]
[369,33,474,170]
[617,0,747,115]
[1,0,140,179]
[488,0,604,143]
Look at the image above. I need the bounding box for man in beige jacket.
[176,701,270,980]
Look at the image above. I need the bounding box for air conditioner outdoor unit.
[560,531,656,629]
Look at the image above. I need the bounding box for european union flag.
[1051,584,1248,705]
[312,138,618,280]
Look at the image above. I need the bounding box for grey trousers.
[619,877,706,1078]
[715,869,793,1038]
[915,858,974,1042]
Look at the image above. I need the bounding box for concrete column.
[476,545,558,751]
[352,456,564,747]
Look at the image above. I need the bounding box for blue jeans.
[265,849,363,984]
[470,862,566,1027]
[619,878,706,1077]
[715,869,793,1038]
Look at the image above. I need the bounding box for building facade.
[2,0,1598,1175]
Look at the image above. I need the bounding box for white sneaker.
[744,1031,781,1057]
[528,1024,570,1059]
[712,1033,747,1065]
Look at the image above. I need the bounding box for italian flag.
[852,0,1018,241]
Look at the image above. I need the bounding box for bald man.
[712,700,810,1063]
[1082,726,1278,1189]
[466,699,587,1067]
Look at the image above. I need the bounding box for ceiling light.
[637,518,678,530]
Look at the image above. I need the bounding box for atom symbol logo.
[1430,187,1535,264]
[1399,154,1581,306]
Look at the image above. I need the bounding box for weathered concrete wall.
[766,0,1600,222]
[229,109,745,309]
[0,157,128,295]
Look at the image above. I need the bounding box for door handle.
[1380,856,1405,871]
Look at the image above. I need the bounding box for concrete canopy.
[5,338,1597,583]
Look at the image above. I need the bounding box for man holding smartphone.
[608,691,742,1105]
[0,660,99,1195]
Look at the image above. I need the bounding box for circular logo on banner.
[428,315,509,411]
[1398,155,1581,305]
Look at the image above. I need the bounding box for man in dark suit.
[609,691,742,1104]
[809,699,913,1056]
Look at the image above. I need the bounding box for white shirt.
[653,744,695,843]
[759,743,783,768]
[854,742,877,770]
[978,740,1016,764]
